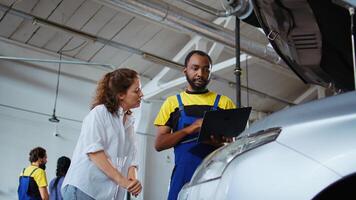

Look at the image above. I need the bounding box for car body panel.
[180,141,341,200]
[244,91,356,176]
[179,0,356,197]
[242,91,356,135]
[179,178,220,200]
[222,142,340,200]
[179,91,356,199]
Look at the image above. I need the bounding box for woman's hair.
[29,147,46,162]
[56,156,71,177]
[51,156,71,191]
[92,68,138,114]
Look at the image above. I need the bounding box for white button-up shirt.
[62,105,138,200]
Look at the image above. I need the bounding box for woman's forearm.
[88,151,129,188]
[127,166,138,180]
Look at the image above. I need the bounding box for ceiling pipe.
[0,3,184,71]
[0,103,82,123]
[0,55,114,69]
[235,16,242,108]
[97,0,283,65]
[179,0,252,18]
[0,3,294,106]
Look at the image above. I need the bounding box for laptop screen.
[197,107,252,143]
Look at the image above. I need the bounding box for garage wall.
[0,59,97,199]
[138,101,174,200]
[0,58,175,200]
[0,105,80,199]
[0,33,181,199]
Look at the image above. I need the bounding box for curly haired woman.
[62,68,143,200]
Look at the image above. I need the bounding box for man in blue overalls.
[18,147,49,200]
[154,50,236,200]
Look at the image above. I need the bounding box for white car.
[179,91,356,199]
[179,0,356,199]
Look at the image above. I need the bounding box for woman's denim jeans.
[62,185,95,200]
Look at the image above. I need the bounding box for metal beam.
[92,0,284,65]
[293,84,326,105]
[0,55,114,69]
[0,3,184,71]
[0,36,153,81]
[143,55,294,106]
[142,17,233,98]
[143,56,249,100]
[0,36,111,71]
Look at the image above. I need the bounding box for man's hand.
[189,118,203,134]
[155,118,204,151]
[204,135,234,147]
[221,136,234,143]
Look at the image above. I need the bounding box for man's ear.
[183,67,187,75]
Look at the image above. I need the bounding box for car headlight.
[189,127,281,186]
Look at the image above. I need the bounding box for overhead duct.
[0,3,184,71]
[0,2,294,105]
[180,0,252,18]
[96,0,283,65]
[0,55,114,69]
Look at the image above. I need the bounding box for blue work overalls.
[18,167,41,200]
[167,94,221,200]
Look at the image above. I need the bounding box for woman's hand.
[127,179,142,197]
[126,166,142,197]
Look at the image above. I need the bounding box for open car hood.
[246,0,355,91]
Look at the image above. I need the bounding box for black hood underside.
[245,0,355,91]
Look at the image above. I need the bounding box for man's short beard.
[186,75,209,91]
[39,163,46,170]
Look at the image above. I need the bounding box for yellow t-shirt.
[21,165,48,187]
[154,91,236,130]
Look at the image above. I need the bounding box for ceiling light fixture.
[49,53,62,123]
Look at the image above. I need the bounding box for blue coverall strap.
[21,167,38,176]
[29,168,38,176]
[176,94,184,111]
[212,94,221,110]
[176,94,187,118]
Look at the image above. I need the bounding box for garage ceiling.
[0,0,316,117]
